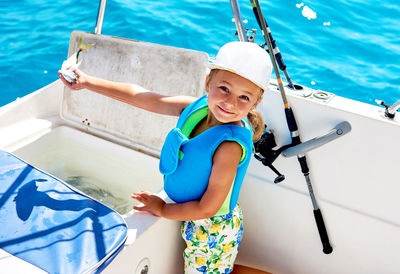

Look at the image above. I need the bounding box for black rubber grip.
[252,7,262,29]
[298,156,309,174]
[275,52,287,71]
[313,209,333,254]
[284,108,298,133]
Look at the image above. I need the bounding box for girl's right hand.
[58,68,88,90]
[131,191,166,217]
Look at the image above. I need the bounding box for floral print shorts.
[181,204,243,273]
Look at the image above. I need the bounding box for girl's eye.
[219,86,229,93]
[239,95,250,101]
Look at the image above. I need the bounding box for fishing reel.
[253,125,292,184]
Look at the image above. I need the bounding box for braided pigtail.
[247,108,264,141]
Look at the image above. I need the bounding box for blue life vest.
[159,95,253,216]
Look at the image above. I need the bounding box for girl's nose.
[224,94,236,107]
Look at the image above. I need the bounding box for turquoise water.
[0,0,399,106]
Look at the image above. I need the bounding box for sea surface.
[0,0,399,107]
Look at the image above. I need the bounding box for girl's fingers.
[131,193,149,204]
[58,71,68,84]
[135,191,151,196]
[58,70,78,89]
[131,194,143,201]
[132,191,151,198]
[133,205,146,211]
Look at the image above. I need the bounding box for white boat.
[1,1,399,273]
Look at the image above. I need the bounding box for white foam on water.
[302,5,317,20]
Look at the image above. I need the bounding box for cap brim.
[208,63,267,91]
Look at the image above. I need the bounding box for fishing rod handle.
[284,108,301,145]
[251,5,262,29]
[251,5,288,71]
[314,209,333,254]
[273,49,287,71]
[298,155,309,174]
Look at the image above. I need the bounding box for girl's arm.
[132,141,243,220]
[58,68,196,116]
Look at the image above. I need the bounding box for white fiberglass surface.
[11,126,163,215]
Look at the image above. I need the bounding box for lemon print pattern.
[181,204,243,273]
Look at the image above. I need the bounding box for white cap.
[210,41,272,91]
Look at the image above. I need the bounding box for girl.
[59,41,272,273]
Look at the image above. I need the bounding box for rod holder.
[283,121,352,157]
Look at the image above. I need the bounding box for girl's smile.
[217,105,234,115]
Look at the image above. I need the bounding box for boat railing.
[376,99,400,119]
[230,0,248,42]
[95,0,246,39]
[387,99,400,117]
[94,0,107,34]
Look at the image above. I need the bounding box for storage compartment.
[11,126,163,215]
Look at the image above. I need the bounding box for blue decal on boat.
[0,150,127,273]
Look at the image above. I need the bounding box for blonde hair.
[208,69,265,141]
[247,108,264,141]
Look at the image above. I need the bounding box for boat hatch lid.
[0,150,127,273]
[60,31,209,156]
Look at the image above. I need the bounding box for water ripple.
[0,0,399,106]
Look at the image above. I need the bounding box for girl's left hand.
[131,191,166,217]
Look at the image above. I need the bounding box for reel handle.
[254,154,285,184]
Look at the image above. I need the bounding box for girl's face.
[206,70,262,124]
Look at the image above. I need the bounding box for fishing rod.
[249,1,294,89]
[249,0,333,254]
